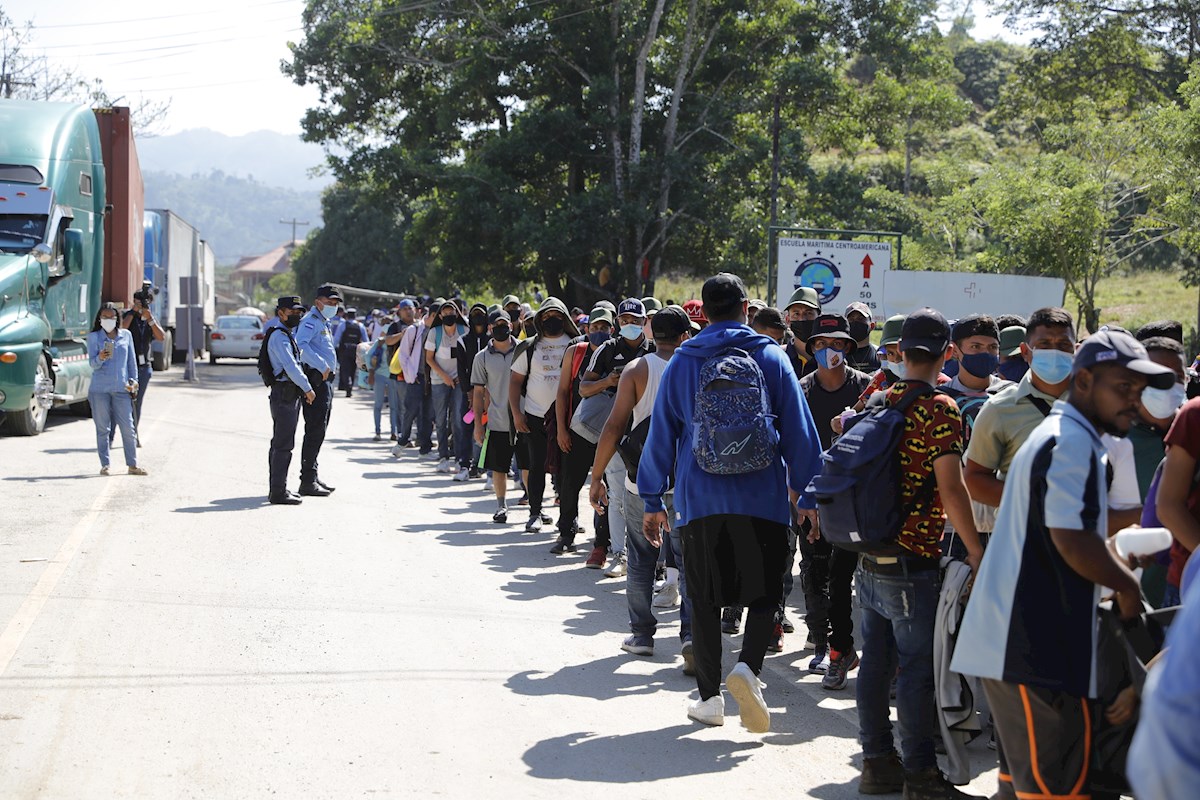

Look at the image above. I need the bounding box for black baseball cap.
[651,305,691,338]
[805,314,858,355]
[617,298,647,318]
[900,308,951,354]
[701,273,748,310]
[276,295,304,311]
[488,309,512,326]
[1073,328,1176,390]
[315,285,343,301]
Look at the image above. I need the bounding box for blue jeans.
[603,458,628,555]
[855,565,941,772]
[91,390,137,468]
[372,375,392,435]
[622,484,690,644]
[430,383,470,466]
[387,377,403,436]
[399,379,432,449]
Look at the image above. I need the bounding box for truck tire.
[153,331,172,372]
[6,355,53,436]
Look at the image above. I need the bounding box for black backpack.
[257,327,297,387]
[806,385,934,553]
[339,322,362,349]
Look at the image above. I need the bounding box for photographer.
[121,285,165,444]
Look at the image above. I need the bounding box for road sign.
[882,271,1065,321]
[776,238,892,319]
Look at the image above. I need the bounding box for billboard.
[882,271,1066,321]
[776,238,891,319]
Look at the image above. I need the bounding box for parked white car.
[209,315,264,363]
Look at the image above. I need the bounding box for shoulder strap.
[570,342,588,382]
[1027,395,1053,417]
[888,383,936,414]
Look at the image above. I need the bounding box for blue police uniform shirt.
[87,329,138,394]
[267,324,312,393]
[262,316,283,334]
[295,307,336,375]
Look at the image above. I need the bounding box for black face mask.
[284,315,301,329]
[441,315,459,327]
[849,320,870,342]
[790,319,814,342]
[492,326,511,342]
[541,317,565,336]
[471,315,486,330]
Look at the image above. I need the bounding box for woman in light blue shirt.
[87,305,145,475]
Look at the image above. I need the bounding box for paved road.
[0,364,998,798]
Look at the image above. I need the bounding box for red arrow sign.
[861,254,873,279]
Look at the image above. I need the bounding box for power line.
[27,0,297,29]
[29,17,298,50]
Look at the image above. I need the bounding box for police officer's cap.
[315,285,343,302]
[345,307,358,318]
[276,296,304,311]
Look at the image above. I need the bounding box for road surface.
[0,363,999,798]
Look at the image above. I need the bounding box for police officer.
[266,297,316,505]
[333,307,368,397]
[294,284,342,496]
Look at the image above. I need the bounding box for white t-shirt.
[424,327,461,386]
[511,335,570,417]
[1102,433,1141,511]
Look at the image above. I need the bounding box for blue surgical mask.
[997,358,1028,382]
[588,331,611,347]
[814,347,844,370]
[320,303,338,320]
[1142,383,1187,420]
[960,352,999,380]
[885,358,906,381]
[1030,348,1073,385]
[619,323,642,340]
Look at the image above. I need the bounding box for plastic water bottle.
[1114,527,1173,559]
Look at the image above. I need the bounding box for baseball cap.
[617,298,647,318]
[641,297,663,313]
[589,306,615,326]
[748,298,768,310]
[595,300,617,314]
[844,301,872,320]
[1073,328,1176,389]
[397,299,415,310]
[805,314,859,355]
[682,298,708,325]
[900,308,951,354]
[651,305,691,338]
[488,309,512,326]
[785,286,820,310]
[502,294,521,308]
[276,295,304,311]
[879,314,906,346]
[998,326,1026,357]
[438,299,458,313]
[753,306,786,331]
[701,272,747,310]
[315,285,343,302]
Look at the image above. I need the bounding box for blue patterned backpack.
[691,346,779,474]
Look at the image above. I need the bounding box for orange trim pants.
[982,679,1093,800]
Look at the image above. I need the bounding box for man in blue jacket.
[638,272,823,733]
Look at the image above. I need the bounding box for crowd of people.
[259,274,1198,800]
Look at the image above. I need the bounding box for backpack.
[691,346,779,475]
[806,385,935,553]
[257,326,297,387]
[339,322,363,349]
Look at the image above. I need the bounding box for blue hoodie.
[637,320,823,527]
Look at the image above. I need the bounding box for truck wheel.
[153,331,172,372]
[7,356,53,436]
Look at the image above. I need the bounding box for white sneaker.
[453,467,469,482]
[391,444,403,457]
[653,582,680,608]
[620,636,653,656]
[725,662,770,733]
[99,466,110,476]
[603,552,627,578]
[687,694,725,727]
[436,458,453,473]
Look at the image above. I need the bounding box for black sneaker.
[268,492,302,506]
[550,538,576,555]
[779,614,795,634]
[902,768,986,800]
[468,467,483,479]
[525,515,542,533]
[298,483,331,497]
[492,507,508,524]
[822,648,859,690]
[859,752,904,795]
[720,607,741,635]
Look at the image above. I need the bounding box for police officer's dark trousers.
[337,347,357,393]
[269,381,303,494]
[301,369,333,485]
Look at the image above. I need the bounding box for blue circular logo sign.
[792,257,842,305]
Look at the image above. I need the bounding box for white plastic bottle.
[1114,527,1173,559]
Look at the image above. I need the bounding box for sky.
[4,0,1021,139]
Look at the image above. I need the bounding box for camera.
[133,283,157,307]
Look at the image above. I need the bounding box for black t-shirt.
[123,310,153,365]
[385,321,410,363]
[799,367,873,450]
[586,336,652,380]
[848,342,881,373]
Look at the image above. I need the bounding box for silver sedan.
[209,315,265,363]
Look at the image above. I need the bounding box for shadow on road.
[523,726,761,782]
[174,496,266,513]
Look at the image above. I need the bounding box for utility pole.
[279,218,310,245]
[1,47,36,99]
[768,92,781,304]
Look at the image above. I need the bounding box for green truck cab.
[0,101,110,435]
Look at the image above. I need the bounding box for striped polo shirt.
[951,399,1108,698]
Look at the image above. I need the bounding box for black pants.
[683,514,789,700]
[336,347,357,393]
[557,431,595,542]
[518,413,548,515]
[799,532,858,653]
[268,382,302,494]
[300,371,333,484]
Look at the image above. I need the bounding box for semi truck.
[0,101,145,436]
[143,209,214,370]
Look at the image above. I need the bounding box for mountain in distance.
[138,128,334,193]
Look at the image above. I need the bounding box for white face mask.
[1142,382,1187,420]
[100,318,117,333]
